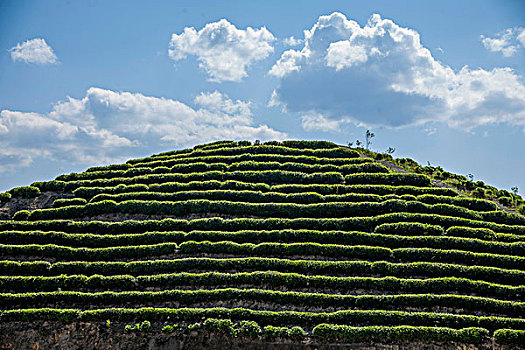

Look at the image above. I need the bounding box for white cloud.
[268,49,306,78]
[0,88,286,173]
[9,38,58,65]
[270,13,525,131]
[301,113,348,132]
[325,41,368,70]
[194,91,252,118]
[267,90,281,108]
[283,36,303,46]
[518,29,525,47]
[168,19,275,82]
[481,27,525,57]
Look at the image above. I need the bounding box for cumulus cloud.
[325,41,368,70]
[283,36,303,46]
[481,27,525,57]
[0,88,285,172]
[168,19,275,82]
[9,38,58,65]
[269,13,525,131]
[268,49,304,78]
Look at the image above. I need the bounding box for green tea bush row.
[52,198,88,208]
[1,257,522,286]
[176,241,525,270]
[33,170,346,192]
[2,307,524,331]
[0,192,11,202]
[73,181,268,199]
[493,329,525,345]
[279,140,340,149]
[390,247,524,270]
[175,161,389,176]
[134,147,193,161]
[490,232,524,243]
[4,215,525,237]
[445,227,498,241]
[414,194,497,211]
[179,241,394,260]
[73,181,457,200]
[312,324,489,344]
[344,174,431,187]
[2,271,523,302]
[374,223,522,243]
[130,153,371,170]
[0,243,177,261]
[2,289,522,317]
[127,145,360,165]
[2,229,522,255]
[481,210,525,226]
[11,240,509,268]
[129,144,354,165]
[89,190,389,205]
[274,184,457,196]
[191,140,338,153]
[74,184,150,198]
[194,140,238,150]
[8,186,40,198]
[14,199,501,224]
[374,222,445,236]
[85,163,133,173]
[87,191,489,214]
[0,241,385,262]
[57,161,388,182]
[26,197,525,226]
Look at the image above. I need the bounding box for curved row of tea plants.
[2,258,523,285]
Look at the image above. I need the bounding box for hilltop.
[0,140,524,349]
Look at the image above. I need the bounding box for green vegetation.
[52,198,88,208]
[0,192,11,203]
[359,147,524,212]
[72,182,458,200]
[0,140,523,347]
[8,186,40,198]
[312,324,489,343]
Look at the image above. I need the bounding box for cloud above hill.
[9,38,58,65]
[0,88,285,172]
[169,19,275,82]
[269,13,525,131]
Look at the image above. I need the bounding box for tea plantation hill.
[0,140,524,350]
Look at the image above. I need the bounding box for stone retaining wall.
[0,321,502,350]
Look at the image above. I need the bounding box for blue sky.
[1,0,524,194]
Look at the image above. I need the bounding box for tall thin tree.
[365,130,375,150]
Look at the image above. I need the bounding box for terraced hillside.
[0,140,524,349]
